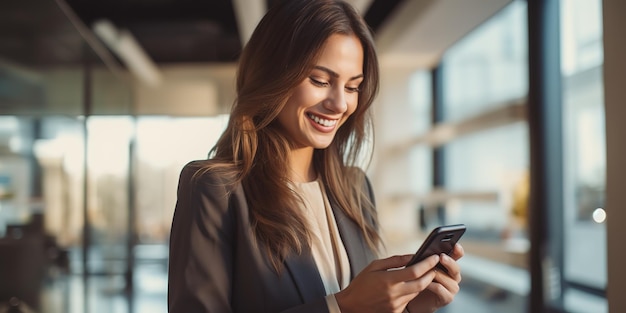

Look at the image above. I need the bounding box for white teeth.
[308,113,337,127]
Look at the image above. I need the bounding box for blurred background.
[0,0,623,312]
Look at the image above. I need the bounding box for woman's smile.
[307,112,339,131]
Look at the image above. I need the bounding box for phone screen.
[406,224,466,271]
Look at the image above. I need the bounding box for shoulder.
[179,159,238,189]
[174,160,245,225]
[176,160,243,208]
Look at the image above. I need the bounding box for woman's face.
[277,34,364,150]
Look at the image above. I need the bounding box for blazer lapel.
[284,248,327,303]
[328,196,371,279]
[283,183,375,303]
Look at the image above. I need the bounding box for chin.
[312,140,334,149]
[306,133,336,149]
[313,144,331,150]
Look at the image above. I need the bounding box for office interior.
[0,0,624,312]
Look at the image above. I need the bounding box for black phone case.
[406,224,466,272]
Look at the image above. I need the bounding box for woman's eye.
[346,86,361,93]
[310,77,329,87]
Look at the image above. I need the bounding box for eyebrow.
[313,65,364,81]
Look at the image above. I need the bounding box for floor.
[24,244,527,313]
[32,268,525,313]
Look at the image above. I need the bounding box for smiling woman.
[167,1,464,312]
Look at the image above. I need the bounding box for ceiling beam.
[93,19,163,87]
[232,0,267,46]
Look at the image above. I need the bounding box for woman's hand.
[406,244,465,313]
[335,254,440,313]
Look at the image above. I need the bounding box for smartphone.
[406,224,466,273]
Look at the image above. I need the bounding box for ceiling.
[0,0,513,69]
[0,0,403,67]
[0,0,409,115]
[67,0,244,64]
[0,0,513,115]
[65,0,405,65]
[0,0,512,115]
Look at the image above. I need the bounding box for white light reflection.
[592,208,606,223]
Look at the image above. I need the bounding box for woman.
[167,0,464,312]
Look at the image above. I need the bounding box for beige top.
[292,179,351,306]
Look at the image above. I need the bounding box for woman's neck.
[288,147,316,183]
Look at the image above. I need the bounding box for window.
[560,0,607,311]
[438,2,530,312]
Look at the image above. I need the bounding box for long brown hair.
[199,0,381,271]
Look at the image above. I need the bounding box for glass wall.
[442,2,528,122]
[130,116,228,313]
[11,114,229,313]
[441,0,529,242]
[0,1,229,312]
[421,0,609,311]
[407,71,433,197]
[134,116,229,245]
[425,1,530,312]
[560,0,607,311]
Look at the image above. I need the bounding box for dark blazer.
[168,160,378,313]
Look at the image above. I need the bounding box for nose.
[323,86,348,113]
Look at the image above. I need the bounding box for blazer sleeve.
[168,162,236,313]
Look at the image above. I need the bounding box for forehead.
[314,34,364,76]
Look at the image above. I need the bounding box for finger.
[391,255,439,282]
[438,253,462,282]
[433,268,460,294]
[367,254,415,272]
[400,269,437,294]
[426,282,456,306]
[396,291,421,309]
[449,243,465,261]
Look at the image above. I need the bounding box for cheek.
[346,96,359,116]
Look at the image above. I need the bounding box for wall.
[602,0,626,312]
[132,64,236,116]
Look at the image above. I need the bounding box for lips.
[307,113,338,127]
